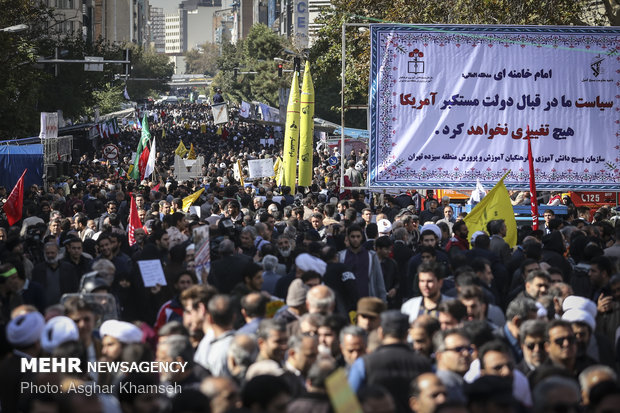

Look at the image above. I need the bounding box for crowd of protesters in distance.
[0,100,619,413]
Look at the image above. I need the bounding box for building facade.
[148,6,166,53]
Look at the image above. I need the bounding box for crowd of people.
[0,100,619,413]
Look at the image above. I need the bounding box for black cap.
[466,376,516,405]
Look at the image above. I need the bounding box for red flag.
[3,169,27,226]
[127,194,145,246]
[138,146,150,181]
[153,183,160,192]
[526,126,539,231]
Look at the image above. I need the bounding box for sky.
[149,0,180,14]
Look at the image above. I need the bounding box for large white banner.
[248,158,275,179]
[369,25,620,190]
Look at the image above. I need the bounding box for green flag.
[130,114,151,180]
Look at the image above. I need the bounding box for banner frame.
[368,24,620,191]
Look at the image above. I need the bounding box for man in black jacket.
[208,239,250,294]
[348,310,432,413]
[62,237,93,281]
[32,241,79,307]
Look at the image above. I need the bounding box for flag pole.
[526,125,539,231]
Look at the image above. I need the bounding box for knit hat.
[562,308,596,331]
[41,316,79,353]
[286,279,309,307]
[99,320,143,344]
[7,312,45,347]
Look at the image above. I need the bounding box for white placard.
[189,206,201,218]
[240,101,251,118]
[39,112,58,139]
[369,25,620,190]
[248,158,275,179]
[137,259,167,288]
[212,103,229,125]
[84,56,104,71]
[193,225,211,283]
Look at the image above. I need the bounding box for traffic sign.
[103,144,119,160]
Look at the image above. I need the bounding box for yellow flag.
[161,128,166,139]
[298,61,314,187]
[463,172,517,248]
[126,165,134,179]
[282,71,300,189]
[272,157,281,178]
[182,187,205,212]
[216,126,222,135]
[325,368,363,413]
[273,156,284,186]
[236,160,244,187]
[187,143,197,160]
[175,140,188,158]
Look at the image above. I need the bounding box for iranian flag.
[143,136,156,180]
[127,194,145,246]
[130,114,150,180]
[3,169,26,226]
[138,145,150,181]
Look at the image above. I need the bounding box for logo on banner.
[590,55,604,77]
[583,54,612,83]
[408,49,425,74]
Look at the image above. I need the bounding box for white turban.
[7,312,45,347]
[470,231,486,244]
[562,309,596,331]
[99,320,143,344]
[41,316,79,353]
[420,224,441,240]
[295,253,327,276]
[377,219,393,234]
[562,295,597,318]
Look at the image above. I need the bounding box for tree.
[212,24,291,107]
[310,0,611,128]
[185,42,220,76]
[0,0,55,138]
[37,36,125,120]
[243,24,284,61]
[0,0,174,138]
[92,83,125,115]
[125,44,174,101]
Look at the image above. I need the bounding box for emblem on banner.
[408,49,425,74]
[590,55,604,78]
